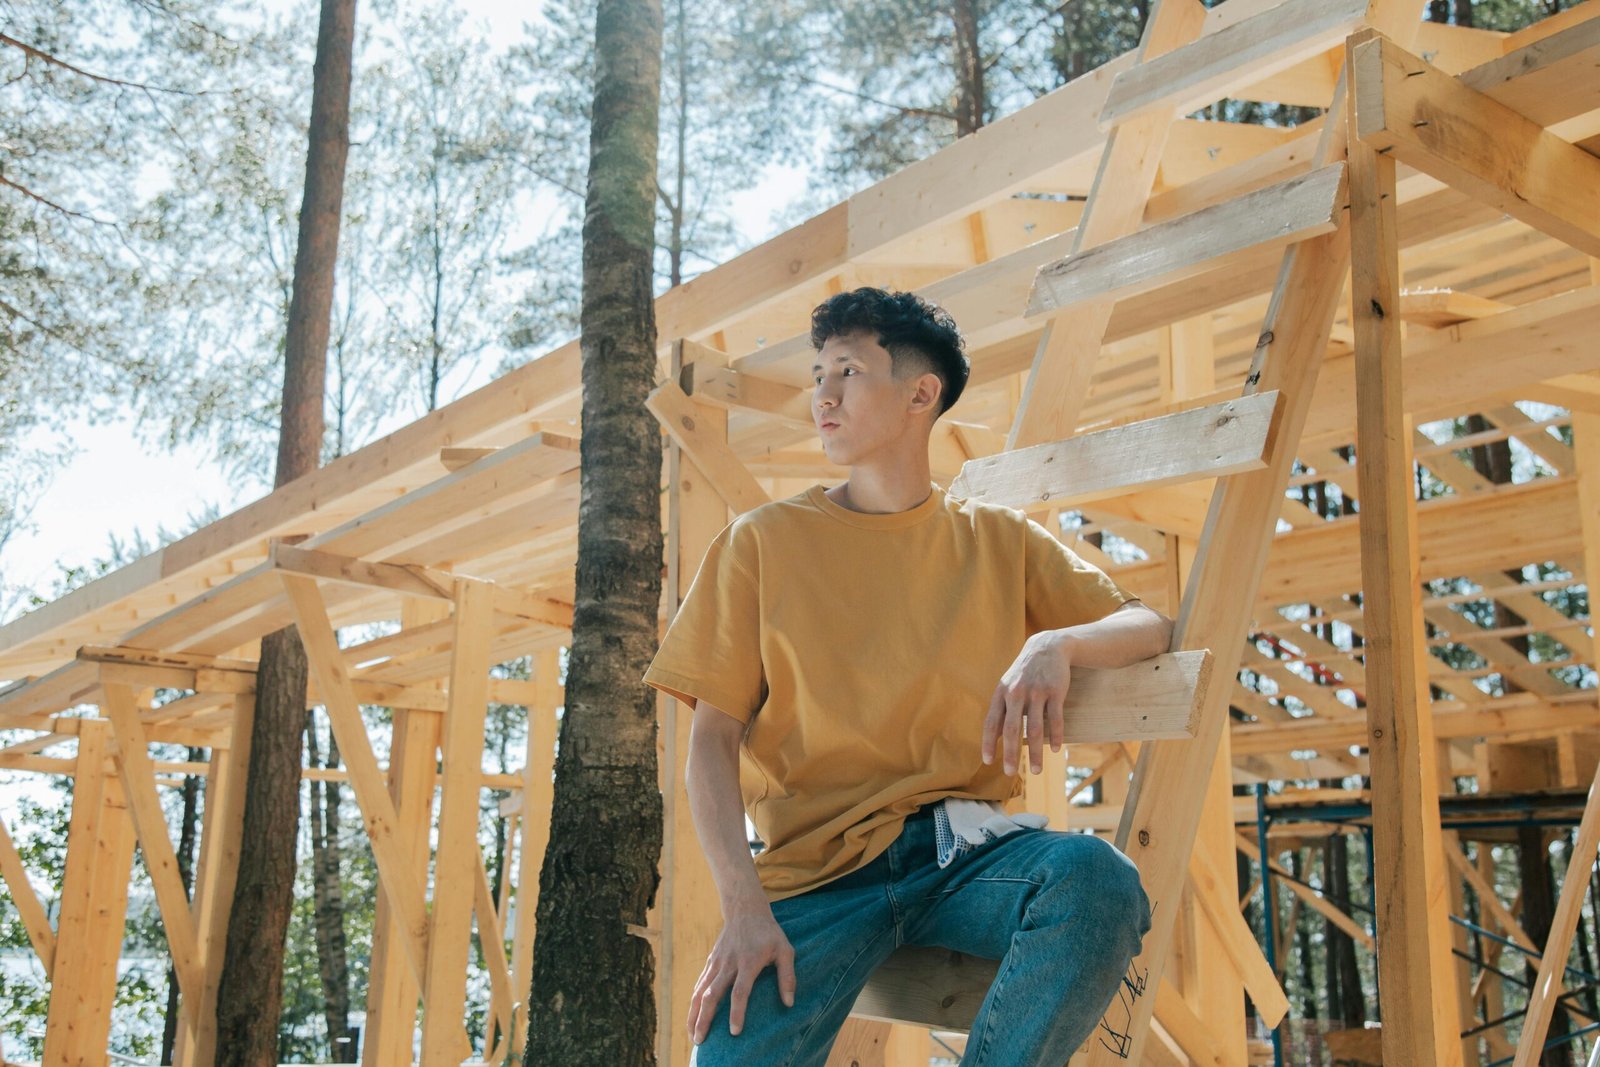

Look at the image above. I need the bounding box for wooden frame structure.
[4,1,1600,1063]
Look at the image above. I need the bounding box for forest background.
[0,0,1575,1060]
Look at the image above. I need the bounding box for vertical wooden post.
[1348,66,1463,1065]
[420,578,496,1064]
[1516,379,1600,1064]
[173,693,254,1067]
[1438,742,1477,1065]
[657,338,732,1066]
[363,600,447,1066]
[42,720,137,1067]
[511,646,562,1059]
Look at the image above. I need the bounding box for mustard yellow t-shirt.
[642,480,1137,901]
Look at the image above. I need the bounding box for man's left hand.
[982,631,1073,776]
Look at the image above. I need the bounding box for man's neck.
[830,464,934,514]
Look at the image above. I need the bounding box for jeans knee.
[1033,835,1149,941]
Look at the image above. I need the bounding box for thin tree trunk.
[951,0,985,136]
[214,0,357,1060]
[307,714,354,1061]
[524,0,665,1061]
[159,750,204,1064]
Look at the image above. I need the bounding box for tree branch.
[0,32,192,95]
[797,74,955,122]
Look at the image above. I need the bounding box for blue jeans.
[692,807,1152,1066]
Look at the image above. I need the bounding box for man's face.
[810,331,938,466]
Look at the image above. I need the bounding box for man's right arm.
[685,698,796,1043]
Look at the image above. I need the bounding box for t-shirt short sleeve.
[1023,515,1140,633]
[643,524,766,724]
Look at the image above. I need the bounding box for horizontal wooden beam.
[1061,650,1213,743]
[680,361,813,430]
[1027,165,1346,316]
[950,392,1278,512]
[1100,0,1368,126]
[1351,31,1600,259]
[1231,696,1600,755]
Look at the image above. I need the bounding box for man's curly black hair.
[809,287,970,417]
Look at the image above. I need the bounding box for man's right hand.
[688,904,797,1044]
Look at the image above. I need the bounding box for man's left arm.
[982,600,1174,775]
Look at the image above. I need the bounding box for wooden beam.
[101,682,205,1026]
[1460,13,1600,131]
[1100,0,1368,126]
[510,646,560,1061]
[1005,0,1208,452]
[1027,164,1347,316]
[170,693,251,1066]
[681,361,813,430]
[1187,844,1290,1026]
[1348,64,1463,1062]
[1352,32,1600,259]
[41,720,137,1066]
[362,600,446,1067]
[0,813,55,976]
[952,392,1278,512]
[280,575,433,994]
[270,542,455,600]
[647,380,771,516]
[1235,833,1375,949]
[420,579,495,1063]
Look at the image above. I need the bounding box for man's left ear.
[914,372,942,415]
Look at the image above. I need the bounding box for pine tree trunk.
[524,0,664,1061]
[214,0,357,1060]
[950,0,985,136]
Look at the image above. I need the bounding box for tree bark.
[307,714,354,1061]
[213,0,357,1061]
[524,0,664,1061]
[950,0,985,136]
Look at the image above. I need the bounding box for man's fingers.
[692,967,734,1044]
[982,686,1006,764]
[1002,691,1024,774]
[1046,690,1066,753]
[1026,696,1044,774]
[728,967,759,1036]
[777,945,797,1008]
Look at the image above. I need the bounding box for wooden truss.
[3,1,1600,1064]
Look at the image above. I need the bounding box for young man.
[644,288,1171,1066]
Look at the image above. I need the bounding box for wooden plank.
[171,694,252,1067]
[951,392,1278,512]
[1352,33,1600,259]
[681,361,813,429]
[420,578,495,1064]
[41,720,136,1067]
[270,542,456,600]
[646,380,772,516]
[1026,164,1347,316]
[1462,13,1600,129]
[510,647,560,1061]
[472,852,517,1061]
[1348,70,1464,1063]
[1235,834,1375,949]
[1004,0,1209,453]
[280,575,433,990]
[1232,695,1600,754]
[0,813,55,975]
[1079,7,1426,1053]
[1514,764,1600,1066]
[362,600,447,1067]
[1100,0,1368,126]
[101,682,205,1025]
[1187,845,1290,1027]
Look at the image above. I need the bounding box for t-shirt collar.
[806,481,945,529]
